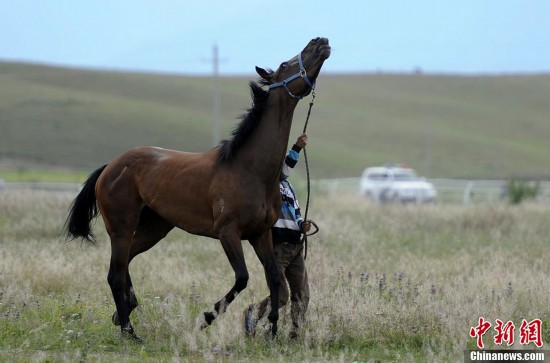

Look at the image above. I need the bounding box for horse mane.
[217,81,270,164]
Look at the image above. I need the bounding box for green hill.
[1,61,549,179]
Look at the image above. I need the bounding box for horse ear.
[255,66,273,81]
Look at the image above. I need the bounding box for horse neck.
[244,95,298,184]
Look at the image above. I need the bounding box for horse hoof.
[123,331,144,344]
[199,312,216,329]
[112,311,120,326]
[288,330,298,340]
[121,325,143,343]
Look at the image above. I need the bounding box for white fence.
[1,182,81,193]
[312,178,550,205]
[3,179,550,205]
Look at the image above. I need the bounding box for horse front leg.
[249,231,281,337]
[202,227,249,327]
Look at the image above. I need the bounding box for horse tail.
[64,164,108,244]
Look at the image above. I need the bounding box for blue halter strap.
[268,52,315,100]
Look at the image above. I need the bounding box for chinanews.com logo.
[466,317,548,362]
[466,350,547,362]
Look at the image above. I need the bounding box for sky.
[1,0,549,76]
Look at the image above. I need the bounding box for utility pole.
[423,114,431,177]
[203,44,225,147]
[211,44,221,147]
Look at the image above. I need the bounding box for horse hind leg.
[111,207,174,327]
[107,231,140,341]
[111,271,138,327]
[101,194,143,342]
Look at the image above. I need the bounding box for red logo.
[470,317,492,349]
[519,319,543,348]
[470,318,543,349]
[494,319,515,346]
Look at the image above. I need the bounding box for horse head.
[256,37,331,99]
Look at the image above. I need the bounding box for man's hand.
[301,220,312,233]
[295,133,308,149]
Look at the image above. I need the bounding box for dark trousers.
[248,242,309,330]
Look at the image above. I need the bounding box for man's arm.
[281,133,308,180]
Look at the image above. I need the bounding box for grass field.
[1,190,549,362]
[1,61,550,180]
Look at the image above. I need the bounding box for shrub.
[506,179,540,204]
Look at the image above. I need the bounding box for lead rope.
[301,90,319,260]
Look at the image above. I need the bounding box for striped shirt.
[272,145,304,244]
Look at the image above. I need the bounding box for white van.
[360,165,437,203]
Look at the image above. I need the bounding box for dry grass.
[1,191,549,362]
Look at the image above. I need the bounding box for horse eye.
[280,62,288,69]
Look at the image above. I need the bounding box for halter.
[268,53,315,100]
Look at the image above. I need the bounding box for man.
[244,133,312,339]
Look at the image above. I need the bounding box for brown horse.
[65,37,330,341]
